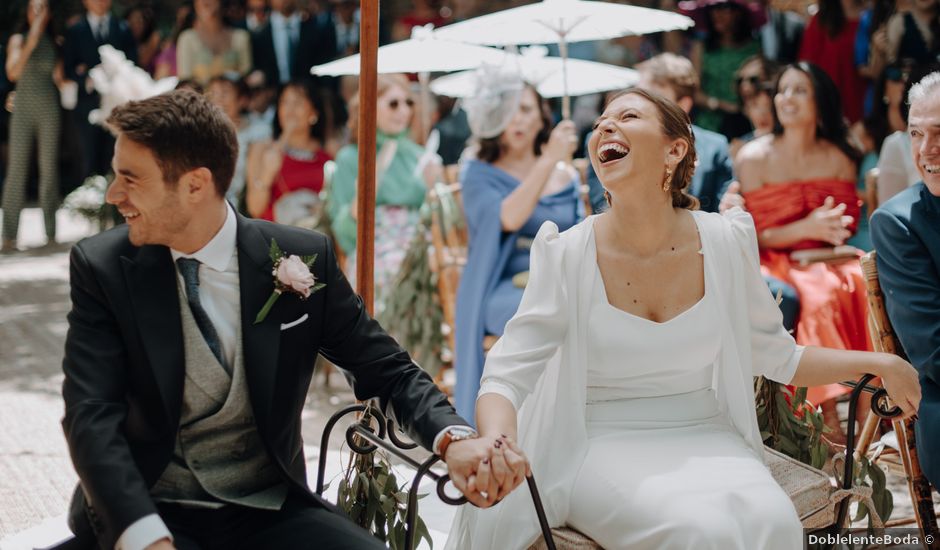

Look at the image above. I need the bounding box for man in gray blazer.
[870,71,940,489]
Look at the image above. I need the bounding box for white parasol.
[433,0,693,118]
[311,24,508,139]
[430,46,639,99]
[310,24,508,76]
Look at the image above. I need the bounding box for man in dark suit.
[63,0,138,181]
[250,0,337,87]
[870,71,940,489]
[62,90,524,550]
[757,0,805,65]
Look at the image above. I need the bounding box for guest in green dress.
[686,0,765,139]
[329,74,437,316]
[2,0,60,252]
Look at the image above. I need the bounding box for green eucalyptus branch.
[335,403,433,550]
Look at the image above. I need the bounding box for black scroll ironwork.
[316,403,557,550]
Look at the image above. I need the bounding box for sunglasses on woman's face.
[387,98,415,110]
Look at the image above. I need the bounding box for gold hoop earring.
[663,167,674,193]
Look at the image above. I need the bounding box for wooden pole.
[356,0,379,315]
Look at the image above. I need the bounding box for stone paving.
[1,207,938,549]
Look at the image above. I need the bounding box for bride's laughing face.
[589,93,672,191]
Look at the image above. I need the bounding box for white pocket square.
[280,314,309,331]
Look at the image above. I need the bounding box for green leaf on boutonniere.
[268,238,283,265]
[312,282,326,293]
[301,253,317,268]
[254,289,281,324]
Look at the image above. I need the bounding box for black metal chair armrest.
[316,403,558,550]
[830,373,904,528]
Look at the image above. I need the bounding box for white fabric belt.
[585,387,721,424]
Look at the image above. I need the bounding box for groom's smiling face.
[106,134,193,248]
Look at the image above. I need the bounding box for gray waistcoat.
[150,284,288,509]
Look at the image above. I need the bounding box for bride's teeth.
[925,165,940,174]
[598,142,629,162]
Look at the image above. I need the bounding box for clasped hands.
[444,435,531,508]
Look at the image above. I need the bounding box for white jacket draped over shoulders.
[446,208,804,550]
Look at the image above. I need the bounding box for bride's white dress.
[563,254,802,549]
[446,210,806,550]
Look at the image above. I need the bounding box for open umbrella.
[312,24,507,141]
[430,46,639,99]
[311,24,507,77]
[433,0,693,118]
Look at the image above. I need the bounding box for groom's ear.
[181,167,216,204]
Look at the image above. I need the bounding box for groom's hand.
[469,436,529,506]
[444,437,502,508]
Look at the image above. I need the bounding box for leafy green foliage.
[268,238,284,265]
[335,405,433,550]
[756,378,829,469]
[844,454,894,531]
[756,378,894,532]
[377,208,445,376]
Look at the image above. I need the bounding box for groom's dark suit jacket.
[62,213,467,549]
[871,182,940,489]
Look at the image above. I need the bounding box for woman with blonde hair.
[328,74,436,315]
[446,87,920,549]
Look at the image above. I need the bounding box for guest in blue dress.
[455,84,582,420]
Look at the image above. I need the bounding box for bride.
[446,88,921,550]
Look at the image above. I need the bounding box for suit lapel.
[235,215,282,431]
[121,245,185,426]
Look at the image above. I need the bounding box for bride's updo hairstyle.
[605,88,699,211]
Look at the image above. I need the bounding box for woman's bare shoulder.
[818,140,858,179]
[734,135,774,192]
[736,134,775,162]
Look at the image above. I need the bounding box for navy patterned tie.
[176,258,227,371]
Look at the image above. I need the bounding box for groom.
[61,89,523,550]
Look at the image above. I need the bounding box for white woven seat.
[528,527,602,550]
[525,446,858,549]
[764,446,837,529]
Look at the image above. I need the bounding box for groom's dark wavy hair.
[107,89,238,197]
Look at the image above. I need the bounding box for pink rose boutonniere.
[254,238,326,324]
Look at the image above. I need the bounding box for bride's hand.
[469,436,530,506]
[719,181,746,214]
[878,354,922,420]
[445,436,501,508]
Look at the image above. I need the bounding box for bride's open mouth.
[597,141,630,164]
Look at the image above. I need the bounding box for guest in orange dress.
[734,61,872,443]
